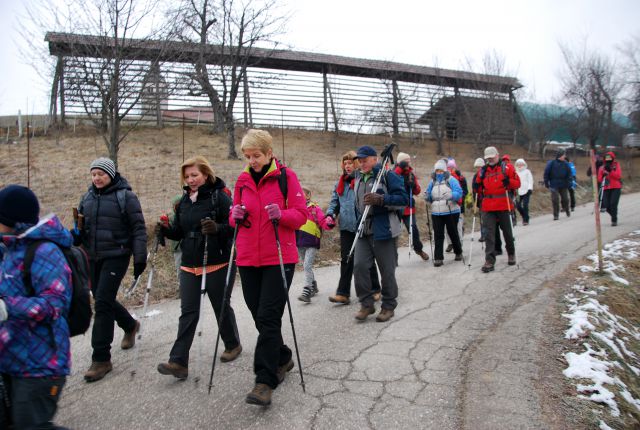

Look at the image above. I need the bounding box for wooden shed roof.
[46,32,522,94]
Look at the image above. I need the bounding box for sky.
[0,0,639,116]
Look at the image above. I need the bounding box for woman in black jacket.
[76,157,148,382]
[157,156,241,380]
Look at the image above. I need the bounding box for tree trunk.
[226,123,237,159]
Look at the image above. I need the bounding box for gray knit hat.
[90,157,116,180]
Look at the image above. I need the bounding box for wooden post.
[243,73,250,128]
[323,71,329,132]
[182,114,185,163]
[392,80,399,137]
[59,57,66,125]
[590,149,604,273]
[27,121,30,188]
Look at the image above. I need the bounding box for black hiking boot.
[445,244,454,253]
[298,286,313,303]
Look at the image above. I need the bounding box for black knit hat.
[90,157,117,180]
[556,148,566,158]
[0,185,40,227]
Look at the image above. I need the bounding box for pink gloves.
[325,215,336,229]
[231,205,247,222]
[265,204,281,221]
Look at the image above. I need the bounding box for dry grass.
[2,124,639,306]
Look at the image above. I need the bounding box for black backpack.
[23,240,93,337]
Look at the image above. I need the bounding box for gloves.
[406,173,416,189]
[231,205,247,222]
[70,227,82,245]
[159,214,170,227]
[133,262,147,279]
[325,215,336,229]
[201,218,218,235]
[363,192,384,206]
[604,163,612,172]
[265,204,282,221]
[0,299,7,322]
[502,177,510,188]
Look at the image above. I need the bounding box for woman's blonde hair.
[241,129,273,155]
[181,156,216,187]
[341,150,359,171]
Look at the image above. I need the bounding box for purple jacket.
[0,215,73,377]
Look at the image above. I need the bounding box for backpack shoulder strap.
[115,189,127,216]
[23,240,52,296]
[279,166,288,205]
[210,189,221,221]
[479,166,488,180]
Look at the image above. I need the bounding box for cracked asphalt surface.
[56,194,640,429]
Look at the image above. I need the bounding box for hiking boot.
[372,292,381,302]
[157,362,188,380]
[121,320,140,350]
[376,308,394,322]
[434,260,443,267]
[612,221,617,226]
[494,249,503,256]
[246,383,272,406]
[354,305,375,321]
[417,250,430,261]
[454,254,463,261]
[566,209,571,217]
[311,280,318,296]
[329,294,350,304]
[481,261,495,273]
[508,255,516,266]
[523,222,529,226]
[220,344,242,363]
[277,359,294,383]
[478,236,485,243]
[298,286,313,303]
[553,216,559,220]
[84,361,113,382]
[445,244,454,253]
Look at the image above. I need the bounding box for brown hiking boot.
[121,320,140,350]
[246,383,272,406]
[84,361,113,382]
[220,345,242,363]
[354,305,375,321]
[417,250,430,261]
[376,308,395,322]
[372,292,381,302]
[277,359,294,383]
[157,362,188,380]
[481,261,495,273]
[328,294,350,304]
[508,255,516,266]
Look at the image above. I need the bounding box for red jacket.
[597,153,622,190]
[475,162,521,212]
[230,159,307,267]
[393,165,421,216]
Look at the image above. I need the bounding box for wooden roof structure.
[46,32,521,94]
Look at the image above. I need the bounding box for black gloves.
[363,192,385,206]
[134,262,147,278]
[502,177,510,188]
[201,218,218,235]
[406,173,416,189]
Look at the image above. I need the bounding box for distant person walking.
[543,149,572,220]
[515,159,533,225]
[597,152,622,226]
[566,156,577,212]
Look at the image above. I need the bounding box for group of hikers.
[0,128,625,427]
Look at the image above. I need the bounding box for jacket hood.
[605,151,616,161]
[2,214,73,248]
[515,158,527,169]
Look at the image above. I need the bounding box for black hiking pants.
[550,188,570,218]
[482,210,515,264]
[336,230,380,298]
[602,188,621,223]
[432,213,462,261]
[169,266,240,368]
[239,265,294,389]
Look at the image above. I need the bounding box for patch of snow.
[620,390,640,412]
[599,420,615,430]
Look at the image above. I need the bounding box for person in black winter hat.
[0,184,40,227]
[76,158,148,382]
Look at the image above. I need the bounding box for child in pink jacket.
[296,187,333,303]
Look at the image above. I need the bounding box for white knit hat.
[396,152,411,164]
[434,159,447,172]
[473,157,485,168]
[90,157,116,180]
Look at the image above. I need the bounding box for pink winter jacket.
[230,159,307,267]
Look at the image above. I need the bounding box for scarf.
[336,174,354,196]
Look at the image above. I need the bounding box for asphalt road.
[56,194,640,429]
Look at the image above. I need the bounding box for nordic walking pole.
[272,219,306,393]
[467,193,478,270]
[130,233,160,378]
[425,202,435,267]
[207,223,240,394]
[408,183,413,259]
[194,222,210,385]
[348,143,397,260]
[504,192,519,269]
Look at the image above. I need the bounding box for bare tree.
[559,41,623,150]
[169,0,287,158]
[618,33,640,120]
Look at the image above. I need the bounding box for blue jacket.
[425,174,463,216]
[354,165,408,241]
[0,215,72,377]
[568,161,577,189]
[326,175,358,232]
[543,159,572,190]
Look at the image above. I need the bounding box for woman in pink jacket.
[230,129,307,406]
[597,151,623,226]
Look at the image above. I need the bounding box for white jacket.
[516,168,534,196]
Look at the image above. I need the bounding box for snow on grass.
[562,232,640,421]
[599,420,615,430]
